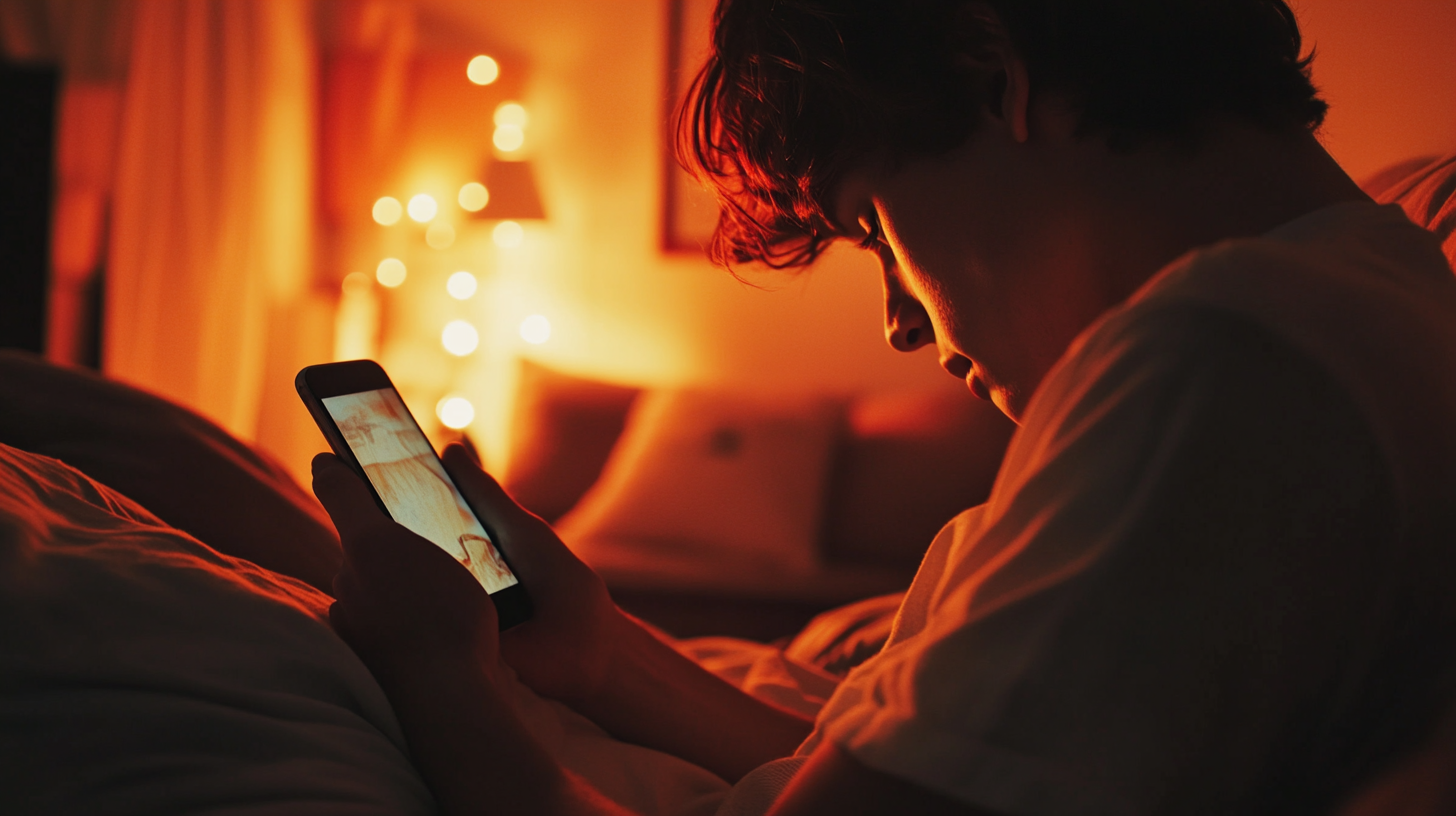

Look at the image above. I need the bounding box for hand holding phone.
[297,360,532,629]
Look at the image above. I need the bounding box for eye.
[856,212,884,250]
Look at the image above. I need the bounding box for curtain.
[0,0,130,366]
[106,0,316,443]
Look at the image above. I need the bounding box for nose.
[881,254,935,353]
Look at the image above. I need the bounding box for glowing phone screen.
[321,388,518,594]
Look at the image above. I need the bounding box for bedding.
[0,350,341,592]
[0,441,742,816]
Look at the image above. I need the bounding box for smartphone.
[296,360,532,629]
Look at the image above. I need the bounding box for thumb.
[311,453,391,542]
[440,444,546,534]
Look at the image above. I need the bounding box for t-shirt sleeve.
[816,306,1402,815]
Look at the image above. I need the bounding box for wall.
[1295,0,1456,181]
[394,0,1455,469]
[398,0,950,470]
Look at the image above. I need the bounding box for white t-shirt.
[802,202,1456,814]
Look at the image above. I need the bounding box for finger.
[442,445,588,590]
[441,444,546,535]
[311,454,391,542]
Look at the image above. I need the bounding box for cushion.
[503,359,641,522]
[0,350,341,592]
[557,388,842,575]
[820,388,1015,570]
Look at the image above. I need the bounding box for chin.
[991,391,1022,425]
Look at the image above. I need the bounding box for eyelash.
[856,216,884,250]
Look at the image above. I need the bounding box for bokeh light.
[447,271,478,300]
[372,196,402,225]
[466,55,499,86]
[493,220,524,248]
[341,271,372,295]
[375,258,407,288]
[425,221,456,249]
[436,395,476,429]
[519,314,551,345]
[458,182,489,212]
[407,194,438,222]
[494,102,528,127]
[441,320,479,356]
[493,124,524,152]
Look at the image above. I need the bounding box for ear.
[952,3,1031,144]
[996,45,1031,144]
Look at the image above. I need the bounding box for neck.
[1074,121,1370,304]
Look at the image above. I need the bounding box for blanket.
[0,443,747,815]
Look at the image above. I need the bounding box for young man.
[314,1,1456,814]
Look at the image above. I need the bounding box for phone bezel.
[296,359,532,630]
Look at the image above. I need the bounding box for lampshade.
[475,159,545,220]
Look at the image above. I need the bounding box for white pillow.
[557,389,842,575]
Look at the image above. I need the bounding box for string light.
[441,320,479,356]
[519,314,551,345]
[458,182,489,212]
[407,194,438,222]
[372,196,402,225]
[341,271,372,294]
[447,271,478,300]
[375,258,406,287]
[466,55,499,86]
[494,103,528,127]
[493,124,524,152]
[437,395,476,429]
[493,220,524,248]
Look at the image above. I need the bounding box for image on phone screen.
[320,387,519,594]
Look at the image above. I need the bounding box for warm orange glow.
[376,257,407,287]
[342,271,371,294]
[372,196,403,226]
[493,124,525,153]
[493,220,524,248]
[458,182,489,212]
[447,271,478,300]
[437,395,476,429]
[407,194,438,222]
[441,320,479,356]
[519,314,551,345]
[494,102,528,128]
[335,273,379,362]
[466,55,500,86]
[426,221,456,249]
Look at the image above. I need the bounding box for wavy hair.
[679,0,1328,269]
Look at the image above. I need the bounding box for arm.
[570,607,813,782]
[316,450,808,785]
[316,453,983,815]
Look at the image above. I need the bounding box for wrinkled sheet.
[0,443,746,816]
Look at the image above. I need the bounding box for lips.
[968,374,992,401]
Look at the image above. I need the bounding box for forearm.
[568,611,815,782]
[387,653,631,816]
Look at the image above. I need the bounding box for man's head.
[682,0,1326,269]
[681,0,1333,419]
